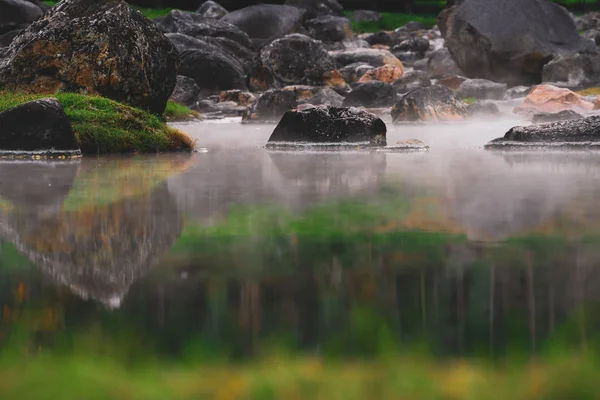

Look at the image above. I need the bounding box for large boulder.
[253,33,344,89]
[196,0,228,19]
[342,81,396,108]
[486,116,600,149]
[243,88,298,122]
[284,0,343,19]
[455,78,507,100]
[426,48,462,79]
[0,0,179,115]
[330,48,403,68]
[267,105,386,146]
[0,0,43,35]
[305,15,352,42]
[221,4,306,42]
[391,85,467,123]
[158,10,252,48]
[0,98,80,155]
[178,47,247,97]
[166,33,254,72]
[516,84,594,113]
[438,0,597,86]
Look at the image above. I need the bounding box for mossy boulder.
[0,0,179,115]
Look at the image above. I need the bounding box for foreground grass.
[0,92,194,154]
[0,352,599,399]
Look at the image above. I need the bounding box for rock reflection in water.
[0,158,187,308]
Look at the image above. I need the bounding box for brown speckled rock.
[0,0,179,114]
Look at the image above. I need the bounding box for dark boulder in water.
[0,0,179,115]
[0,98,80,156]
[267,105,386,146]
[221,4,306,41]
[531,109,583,123]
[391,85,467,122]
[486,115,600,149]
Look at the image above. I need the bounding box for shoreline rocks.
[391,85,467,122]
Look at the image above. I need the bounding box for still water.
[2,116,600,362]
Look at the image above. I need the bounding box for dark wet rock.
[243,88,298,122]
[195,98,247,117]
[339,62,374,83]
[267,105,386,146]
[166,33,254,73]
[364,32,393,47]
[342,81,396,108]
[438,0,597,86]
[284,0,343,19]
[437,75,468,90]
[330,48,403,68]
[289,85,344,107]
[391,85,467,122]
[393,37,430,54]
[393,51,421,65]
[393,70,431,94]
[531,109,583,124]
[397,21,426,32]
[0,0,43,35]
[158,10,252,48]
[456,78,507,100]
[178,47,247,97]
[466,101,500,118]
[322,38,369,51]
[0,98,80,155]
[486,115,600,148]
[412,58,428,72]
[0,0,179,115]
[0,28,20,47]
[353,10,382,23]
[305,15,352,42]
[170,75,201,107]
[426,48,462,79]
[218,89,256,106]
[196,0,228,19]
[505,85,532,99]
[221,4,306,41]
[542,53,600,89]
[254,34,343,89]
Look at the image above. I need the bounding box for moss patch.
[0,92,195,154]
[346,11,437,33]
[164,100,201,121]
[462,97,477,105]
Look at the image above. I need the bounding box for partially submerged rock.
[456,78,507,100]
[221,4,306,41]
[486,115,600,149]
[0,0,179,115]
[267,105,386,147]
[531,109,583,123]
[0,98,80,157]
[378,138,430,152]
[391,85,467,123]
[243,88,297,122]
[516,84,594,113]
